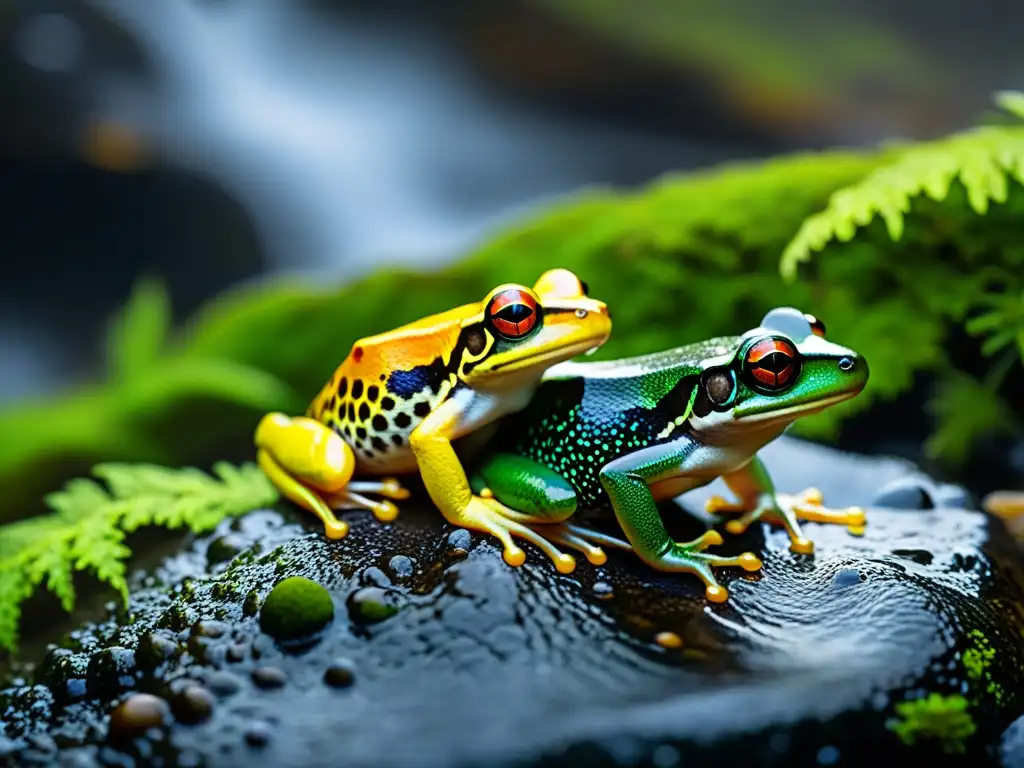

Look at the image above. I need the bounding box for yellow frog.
[255,269,612,565]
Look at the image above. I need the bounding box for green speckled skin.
[473,308,869,576]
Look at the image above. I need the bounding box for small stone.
[24,733,56,754]
[447,529,472,551]
[654,632,683,649]
[244,722,273,748]
[206,534,246,565]
[204,671,242,697]
[323,660,356,688]
[347,587,404,624]
[251,666,288,690]
[170,686,215,725]
[934,483,971,509]
[873,476,935,510]
[135,632,180,671]
[833,569,861,588]
[388,555,414,579]
[191,620,228,639]
[243,590,261,617]
[259,577,335,641]
[360,566,391,588]
[108,693,171,739]
[592,581,614,600]
[227,643,247,663]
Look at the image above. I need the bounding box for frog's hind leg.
[325,479,412,524]
[472,453,623,567]
[255,413,409,538]
[256,444,350,541]
[707,457,866,554]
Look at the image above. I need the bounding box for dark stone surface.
[1,438,1024,768]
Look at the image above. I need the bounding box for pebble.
[251,666,288,690]
[654,632,683,650]
[108,693,171,738]
[388,555,414,579]
[323,660,356,688]
[244,722,273,748]
[170,686,216,725]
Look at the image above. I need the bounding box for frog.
[465,307,870,602]
[254,268,612,543]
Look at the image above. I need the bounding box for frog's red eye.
[744,337,800,391]
[487,289,540,339]
[805,313,827,338]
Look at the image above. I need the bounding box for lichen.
[886,693,977,753]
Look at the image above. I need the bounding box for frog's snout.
[836,352,869,390]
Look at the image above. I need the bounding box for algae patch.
[886,693,977,753]
[962,629,1005,705]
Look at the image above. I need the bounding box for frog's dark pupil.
[496,303,533,322]
[757,352,791,373]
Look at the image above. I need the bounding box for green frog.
[466,307,870,602]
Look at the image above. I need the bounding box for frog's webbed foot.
[327,478,412,523]
[455,496,580,574]
[649,530,762,603]
[706,487,866,554]
[524,522,633,567]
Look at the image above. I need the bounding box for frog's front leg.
[472,453,632,567]
[598,444,763,603]
[705,456,866,555]
[255,413,409,539]
[410,403,580,574]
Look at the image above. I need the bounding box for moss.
[258,577,335,641]
[962,629,1005,705]
[886,693,977,753]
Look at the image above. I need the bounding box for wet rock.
[388,555,415,580]
[206,534,247,565]
[85,648,136,699]
[259,577,335,641]
[107,694,171,739]
[347,586,404,625]
[2,437,1024,767]
[872,475,936,509]
[251,666,287,690]
[170,685,215,725]
[323,659,356,689]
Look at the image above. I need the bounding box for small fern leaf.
[780,105,1024,280]
[0,569,33,653]
[995,91,1024,121]
[26,538,76,613]
[0,461,281,653]
[70,523,131,604]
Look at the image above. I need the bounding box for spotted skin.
[254,268,613,545]
[473,309,871,602]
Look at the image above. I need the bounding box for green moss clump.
[962,629,1005,705]
[886,693,977,753]
[258,577,335,641]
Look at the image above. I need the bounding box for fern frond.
[780,93,1024,280]
[924,373,1017,464]
[0,462,279,653]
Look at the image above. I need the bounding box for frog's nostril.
[838,356,855,372]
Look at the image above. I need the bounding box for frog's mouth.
[733,391,857,426]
